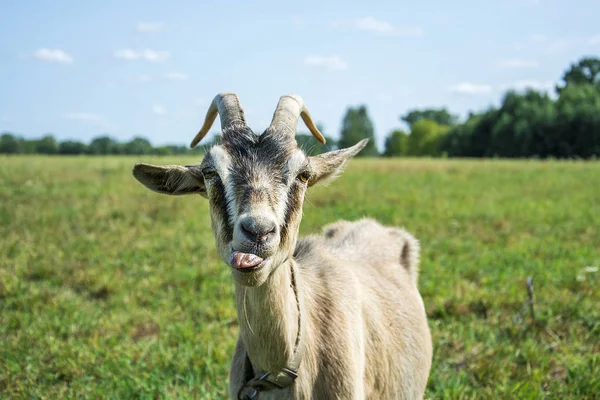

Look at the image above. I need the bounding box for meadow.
[1,155,598,399]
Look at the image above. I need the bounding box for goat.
[132,93,432,399]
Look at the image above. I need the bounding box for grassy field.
[1,155,599,399]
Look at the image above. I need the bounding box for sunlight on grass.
[1,156,599,398]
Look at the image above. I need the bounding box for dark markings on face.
[208,125,309,247]
[210,178,233,243]
[280,181,303,245]
[222,127,299,215]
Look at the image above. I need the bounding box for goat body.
[229,218,432,399]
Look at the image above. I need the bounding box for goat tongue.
[230,251,263,269]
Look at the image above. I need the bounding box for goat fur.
[229,218,432,399]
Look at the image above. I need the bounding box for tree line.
[383,56,600,159]
[0,135,205,156]
[2,57,599,159]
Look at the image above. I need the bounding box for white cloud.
[498,59,538,69]
[114,49,138,60]
[335,16,393,33]
[448,82,493,95]
[499,80,555,92]
[165,72,188,80]
[152,105,167,115]
[332,17,423,37]
[114,49,170,62]
[136,22,164,32]
[450,80,555,96]
[304,55,348,71]
[589,34,600,46]
[33,48,74,64]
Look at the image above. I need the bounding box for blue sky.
[2,0,599,150]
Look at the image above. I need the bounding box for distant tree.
[554,83,600,158]
[489,90,555,157]
[0,133,21,154]
[123,137,153,155]
[401,108,458,128]
[18,138,37,154]
[88,136,119,155]
[58,140,87,155]
[462,107,501,158]
[383,130,409,157]
[339,105,378,157]
[152,146,173,156]
[439,114,482,157]
[407,120,450,156]
[166,145,191,155]
[556,56,600,94]
[35,135,58,154]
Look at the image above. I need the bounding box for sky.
[2,0,600,150]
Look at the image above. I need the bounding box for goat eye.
[296,171,310,184]
[202,168,217,180]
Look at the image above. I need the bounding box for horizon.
[2,0,600,150]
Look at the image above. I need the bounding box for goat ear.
[132,163,207,197]
[307,139,368,186]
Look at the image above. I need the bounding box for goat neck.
[234,258,304,374]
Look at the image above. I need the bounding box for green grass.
[1,155,599,399]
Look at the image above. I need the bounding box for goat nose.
[240,216,276,242]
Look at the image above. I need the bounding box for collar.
[238,262,306,400]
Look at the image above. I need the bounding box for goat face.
[132,93,367,287]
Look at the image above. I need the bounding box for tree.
[406,120,450,156]
[554,84,600,158]
[556,56,600,94]
[339,105,378,157]
[58,140,87,155]
[0,133,21,154]
[488,90,555,157]
[439,116,481,157]
[383,130,408,157]
[123,137,153,154]
[152,146,173,156]
[35,135,58,154]
[165,145,192,155]
[18,138,37,154]
[88,136,119,155]
[401,108,458,128]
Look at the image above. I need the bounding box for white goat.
[132,93,432,399]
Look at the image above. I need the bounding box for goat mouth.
[229,251,269,273]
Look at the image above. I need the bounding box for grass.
[1,155,599,399]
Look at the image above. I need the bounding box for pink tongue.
[230,252,264,269]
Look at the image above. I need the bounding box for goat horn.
[269,95,326,144]
[190,93,247,148]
